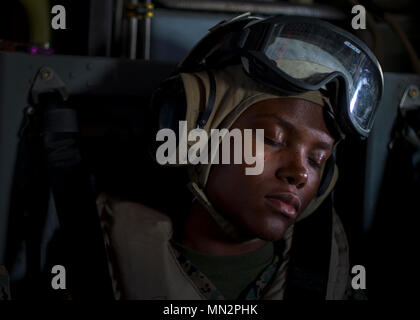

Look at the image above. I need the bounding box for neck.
[180,201,267,256]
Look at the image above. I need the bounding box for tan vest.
[96,193,350,300]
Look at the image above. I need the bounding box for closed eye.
[264,137,284,147]
[308,157,322,169]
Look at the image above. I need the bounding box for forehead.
[238,98,333,139]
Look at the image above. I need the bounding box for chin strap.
[187,181,260,243]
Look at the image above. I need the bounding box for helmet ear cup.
[149,75,187,159]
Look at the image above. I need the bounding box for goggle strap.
[196,70,216,129]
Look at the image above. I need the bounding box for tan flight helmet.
[150,14,343,242]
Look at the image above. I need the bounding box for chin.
[228,207,296,242]
[257,229,287,242]
[246,219,290,242]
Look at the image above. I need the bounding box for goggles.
[181,14,384,139]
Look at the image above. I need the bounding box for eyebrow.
[255,113,334,151]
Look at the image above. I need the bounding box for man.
[96,14,383,300]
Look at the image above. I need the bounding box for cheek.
[260,146,282,176]
[205,159,269,217]
[299,173,323,211]
[209,132,267,188]
[207,162,263,197]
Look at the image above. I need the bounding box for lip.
[264,193,301,219]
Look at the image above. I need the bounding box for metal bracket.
[31,67,69,105]
[124,2,154,19]
[396,84,420,149]
[399,85,420,113]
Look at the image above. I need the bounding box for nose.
[275,151,309,189]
